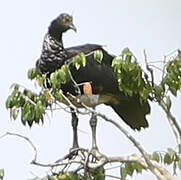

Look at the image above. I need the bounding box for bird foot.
[68,147,79,157]
[89,147,104,162]
[55,147,88,163]
[69,146,90,160]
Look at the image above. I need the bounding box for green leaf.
[68,173,79,180]
[58,173,70,180]
[73,54,82,70]
[34,101,45,122]
[121,167,127,180]
[28,68,40,80]
[80,52,87,67]
[122,48,133,56]
[178,157,181,170]
[166,96,172,111]
[154,85,165,99]
[164,149,175,165]
[11,108,19,120]
[0,169,4,179]
[112,56,122,67]
[50,72,61,89]
[151,152,160,162]
[73,53,87,70]
[125,162,134,176]
[53,91,63,101]
[74,62,80,70]
[18,95,26,107]
[170,87,178,96]
[6,95,14,109]
[21,103,34,126]
[36,74,46,87]
[133,162,144,173]
[57,69,66,84]
[87,166,105,180]
[94,50,103,63]
[167,148,176,160]
[61,64,71,82]
[10,83,20,91]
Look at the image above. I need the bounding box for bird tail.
[110,96,150,130]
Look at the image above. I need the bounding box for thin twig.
[159,100,181,152]
[1,131,174,179]
[0,132,37,161]
[144,49,181,153]
[143,50,154,87]
[148,64,164,72]
[32,160,83,168]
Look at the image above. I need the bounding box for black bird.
[36,13,150,153]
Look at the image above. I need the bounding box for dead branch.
[0,132,37,161]
[143,50,181,153]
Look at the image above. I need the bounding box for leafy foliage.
[6,49,181,129]
[163,50,181,96]
[73,53,87,70]
[32,168,104,180]
[121,148,181,179]
[112,48,152,100]
[94,50,103,64]
[121,161,145,179]
[40,173,83,180]
[50,65,70,89]
[6,84,49,127]
[28,68,46,87]
[86,166,105,180]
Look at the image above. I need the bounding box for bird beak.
[69,23,77,32]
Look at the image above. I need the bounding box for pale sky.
[0,0,181,179]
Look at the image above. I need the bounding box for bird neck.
[48,21,63,41]
[42,33,64,54]
[38,33,67,74]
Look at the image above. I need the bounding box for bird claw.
[68,147,79,158]
[89,147,104,162]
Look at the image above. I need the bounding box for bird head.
[48,13,77,39]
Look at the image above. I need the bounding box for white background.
[0,0,181,179]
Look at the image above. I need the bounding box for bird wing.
[66,44,102,58]
[64,44,150,130]
[63,43,118,95]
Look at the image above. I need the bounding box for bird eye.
[62,18,69,24]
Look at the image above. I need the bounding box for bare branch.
[0,132,37,162]
[1,130,176,180]
[159,100,181,152]
[94,112,175,180]
[143,50,181,153]
[143,50,154,87]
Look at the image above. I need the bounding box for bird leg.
[89,109,102,158]
[70,108,79,150]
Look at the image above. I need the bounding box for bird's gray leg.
[70,108,79,150]
[90,112,98,150]
[89,108,102,157]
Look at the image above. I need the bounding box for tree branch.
[144,50,181,153]
[96,113,176,180]
[0,132,37,161]
[159,100,181,152]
